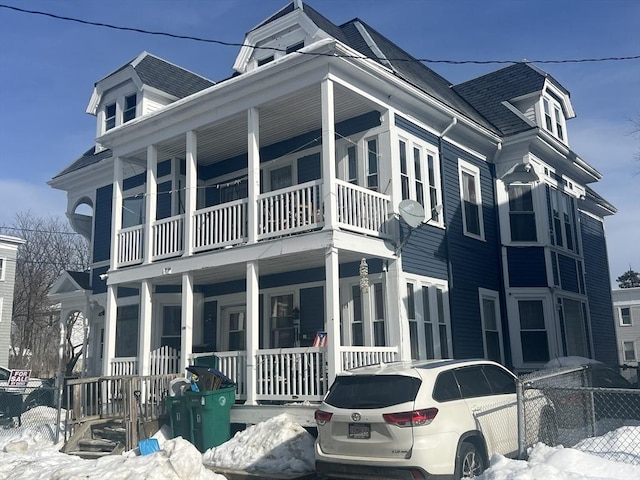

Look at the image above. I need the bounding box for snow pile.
[202,413,315,474]
[0,435,225,480]
[573,426,640,465]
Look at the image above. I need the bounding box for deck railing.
[340,345,398,370]
[258,180,323,240]
[152,214,184,260]
[110,357,138,376]
[149,346,181,375]
[115,178,391,267]
[117,225,143,266]
[193,199,248,253]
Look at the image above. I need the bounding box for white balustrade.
[152,215,184,260]
[117,225,143,266]
[336,179,391,237]
[340,346,399,371]
[150,346,181,375]
[193,199,248,253]
[110,357,138,376]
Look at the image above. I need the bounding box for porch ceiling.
[127,83,378,167]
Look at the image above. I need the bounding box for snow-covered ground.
[0,406,639,479]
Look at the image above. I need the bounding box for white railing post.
[321,78,337,230]
[325,246,341,384]
[180,273,194,374]
[184,130,197,257]
[144,145,157,264]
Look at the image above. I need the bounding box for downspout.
[437,117,457,357]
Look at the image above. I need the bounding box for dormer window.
[286,41,304,54]
[123,94,137,123]
[105,103,116,131]
[541,95,566,142]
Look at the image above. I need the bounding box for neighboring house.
[48,1,617,423]
[0,234,26,367]
[612,287,640,383]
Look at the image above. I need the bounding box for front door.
[161,305,181,351]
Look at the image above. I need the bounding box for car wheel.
[539,406,559,446]
[457,441,485,479]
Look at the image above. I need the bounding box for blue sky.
[0,0,638,286]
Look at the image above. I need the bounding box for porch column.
[386,258,411,361]
[325,246,341,384]
[138,279,153,376]
[247,108,260,244]
[321,78,337,229]
[102,284,118,375]
[143,145,158,264]
[110,156,123,270]
[180,272,194,373]
[245,261,259,405]
[183,131,197,257]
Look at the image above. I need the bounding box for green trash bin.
[166,395,191,440]
[186,386,235,452]
[193,355,218,369]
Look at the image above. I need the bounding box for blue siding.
[401,226,448,280]
[199,111,381,181]
[300,286,324,346]
[123,172,145,191]
[439,141,502,359]
[558,253,579,293]
[92,265,109,294]
[93,184,112,263]
[157,181,172,219]
[580,213,617,364]
[394,115,439,145]
[157,159,172,178]
[507,247,547,287]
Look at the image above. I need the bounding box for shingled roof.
[52,146,112,179]
[452,62,566,136]
[132,54,215,99]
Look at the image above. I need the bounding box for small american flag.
[312,332,327,347]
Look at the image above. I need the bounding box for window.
[115,305,138,357]
[0,258,5,281]
[436,287,449,358]
[459,161,483,239]
[480,290,503,363]
[372,282,386,346]
[286,41,304,54]
[271,294,295,348]
[105,103,116,131]
[397,136,441,222]
[122,195,145,228]
[541,95,566,141]
[508,184,537,241]
[422,286,435,359]
[623,341,636,362]
[455,366,492,398]
[518,300,549,363]
[366,137,379,191]
[559,298,589,358]
[407,283,418,359]
[123,94,137,123]
[351,285,363,346]
[161,305,181,350]
[347,145,358,184]
[228,309,246,350]
[433,370,462,402]
[620,307,632,326]
[548,187,577,252]
[269,165,292,190]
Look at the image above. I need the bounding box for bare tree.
[1,212,90,376]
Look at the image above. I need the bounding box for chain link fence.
[0,381,63,432]
[517,364,640,465]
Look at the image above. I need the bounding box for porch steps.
[64,419,126,459]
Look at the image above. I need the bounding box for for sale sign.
[7,369,31,387]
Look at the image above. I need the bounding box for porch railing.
[189,350,247,400]
[336,179,391,238]
[340,345,399,370]
[150,346,181,375]
[152,214,184,260]
[117,225,143,266]
[258,180,323,240]
[193,199,248,253]
[111,357,138,376]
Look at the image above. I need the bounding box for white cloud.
[0,179,67,226]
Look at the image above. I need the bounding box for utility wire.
[1,4,638,65]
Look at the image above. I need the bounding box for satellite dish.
[398,199,425,228]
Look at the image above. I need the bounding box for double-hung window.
[479,289,503,363]
[397,136,441,223]
[458,160,483,239]
[508,184,536,241]
[518,299,549,363]
[541,95,566,142]
[623,341,636,362]
[548,186,577,253]
[105,103,116,131]
[123,94,137,123]
[620,307,631,326]
[366,137,379,191]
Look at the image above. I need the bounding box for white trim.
[458,159,485,241]
[0,257,5,281]
[478,288,503,363]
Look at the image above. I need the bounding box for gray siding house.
[0,235,26,367]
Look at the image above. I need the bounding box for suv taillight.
[315,409,333,426]
[383,408,438,427]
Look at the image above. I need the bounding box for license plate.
[348,423,371,439]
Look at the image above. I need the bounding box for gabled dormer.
[233,0,336,74]
[87,52,214,144]
[535,78,574,144]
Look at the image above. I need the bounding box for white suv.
[315,359,552,480]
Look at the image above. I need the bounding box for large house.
[0,235,26,367]
[611,287,640,384]
[48,1,617,420]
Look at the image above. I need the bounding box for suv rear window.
[324,375,421,408]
